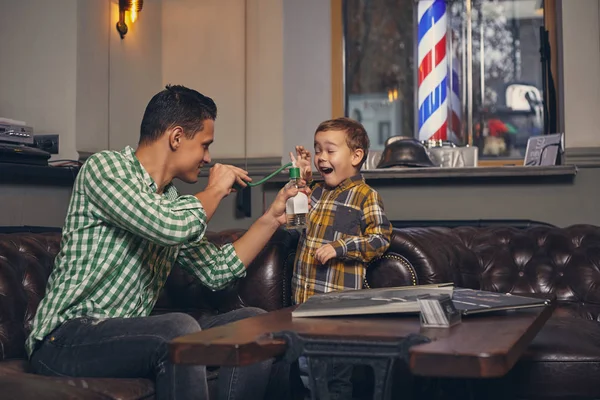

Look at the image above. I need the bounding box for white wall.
[162,0,246,158]
[162,0,285,159]
[283,0,332,160]
[0,0,78,161]
[560,0,600,148]
[109,0,163,151]
[76,0,110,154]
[246,0,284,158]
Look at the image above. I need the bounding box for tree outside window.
[344,0,549,160]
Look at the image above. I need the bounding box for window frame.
[331,0,561,166]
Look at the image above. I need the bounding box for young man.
[293,117,393,399]
[27,85,296,400]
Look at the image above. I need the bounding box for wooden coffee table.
[170,304,553,379]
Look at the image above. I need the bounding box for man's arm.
[84,153,206,247]
[176,239,247,290]
[193,163,250,222]
[330,191,392,262]
[175,183,299,289]
[232,181,302,265]
[175,213,280,290]
[232,214,280,266]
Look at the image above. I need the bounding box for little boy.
[292,117,393,398]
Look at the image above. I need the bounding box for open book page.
[451,288,550,315]
[292,283,454,318]
[292,284,549,318]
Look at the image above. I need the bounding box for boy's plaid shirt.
[292,174,392,304]
[26,146,246,356]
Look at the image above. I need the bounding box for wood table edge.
[408,304,555,378]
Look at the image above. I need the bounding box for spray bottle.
[285,162,308,230]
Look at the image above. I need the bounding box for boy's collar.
[326,173,364,191]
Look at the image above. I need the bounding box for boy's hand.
[293,146,313,183]
[315,244,336,264]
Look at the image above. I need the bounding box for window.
[341,0,557,161]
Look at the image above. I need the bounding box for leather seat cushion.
[509,314,600,398]
[0,360,154,400]
[0,374,113,400]
[0,359,220,400]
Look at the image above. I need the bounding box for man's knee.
[227,306,267,322]
[162,312,201,338]
[236,306,267,318]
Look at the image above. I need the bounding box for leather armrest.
[366,252,419,288]
[388,228,479,287]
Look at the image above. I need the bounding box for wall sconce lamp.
[116,0,144,39]
[534,0,544,17]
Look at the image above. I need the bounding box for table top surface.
[170,304,554,378]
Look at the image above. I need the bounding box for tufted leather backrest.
[0,233,61,359]
[2,224,600,361]
[391,224,600,319]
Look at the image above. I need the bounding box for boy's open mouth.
[320,167,333,175]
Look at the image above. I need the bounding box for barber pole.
[448,31,462,142]
[417,0,448,141]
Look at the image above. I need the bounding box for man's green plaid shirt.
[26,146,246,356]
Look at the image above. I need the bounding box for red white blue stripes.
[418,0,448,141]
[449,40,462,142]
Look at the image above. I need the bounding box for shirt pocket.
[332,206,362,235]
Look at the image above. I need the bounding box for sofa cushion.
[0,359,154,400]
[523,314,600,362]
[0,374,113,400]
[507,315,600,399]
[0,233,61,360]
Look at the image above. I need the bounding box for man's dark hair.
[139,84,217,145]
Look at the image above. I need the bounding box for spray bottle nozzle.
[289,165,301,179]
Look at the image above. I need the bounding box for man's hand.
[315,244,336,264]
[264,183,299,226]
[195,164,250,222]
[206,163,251,197]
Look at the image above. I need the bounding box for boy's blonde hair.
[315,117,370,170]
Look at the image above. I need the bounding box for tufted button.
[559,272,564,277]
[518,271,525,277]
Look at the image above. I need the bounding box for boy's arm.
[329,191,392,262]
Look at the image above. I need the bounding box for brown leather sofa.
[1,225,599,399]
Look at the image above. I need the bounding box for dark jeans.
[299,356,353,400]
[30,307,290,400]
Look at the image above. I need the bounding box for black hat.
[376,138,436,168]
